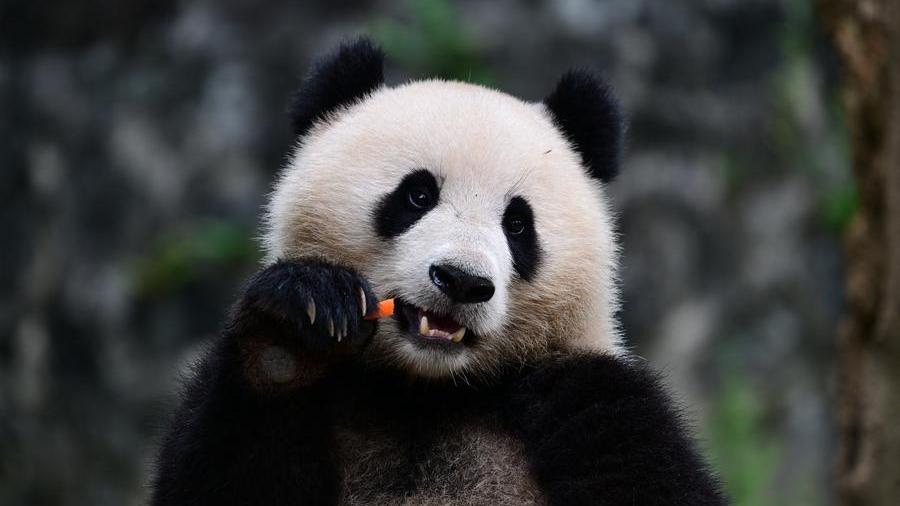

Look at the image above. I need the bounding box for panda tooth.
[420,316,429,335]
[359,288,367,317]
[450,327,467,343]
[306,299,316,324]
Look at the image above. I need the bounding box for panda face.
[265,78,623,379]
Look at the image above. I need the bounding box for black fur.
[152,260,726,505]
[503,196,541,281]
[151,338,341,505]
[506,355,727,505]
[543,69,624,182]
[288,37,385,137]
[373,168,440,239]
[151,260,378,505]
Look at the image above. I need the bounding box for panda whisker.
[445,199,463,216]
[505,166,536,200]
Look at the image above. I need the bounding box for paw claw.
[306,299,316,325]
[241,261,374,352]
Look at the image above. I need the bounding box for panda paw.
[233,260,380,354]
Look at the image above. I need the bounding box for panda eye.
[407,186,434,209]
[504,215,526,235]
[375,169,440,239]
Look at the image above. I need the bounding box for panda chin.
[394,298,469,349]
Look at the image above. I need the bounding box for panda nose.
[429,264,495,304]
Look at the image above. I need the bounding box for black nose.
[429,264,495,304]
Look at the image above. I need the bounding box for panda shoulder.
[505,352,696,442]
[511,352,671,408]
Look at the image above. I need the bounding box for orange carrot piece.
[365,298,395,320]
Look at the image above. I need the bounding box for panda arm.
[150,261,378,506]
[506,353,727,506]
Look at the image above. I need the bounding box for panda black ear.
[543,69,624,182]
[288,37,385,137]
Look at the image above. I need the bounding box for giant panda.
[151,38,726,506]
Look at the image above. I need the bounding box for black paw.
[234,260,380,353]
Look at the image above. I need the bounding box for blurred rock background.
[0,0,849,505]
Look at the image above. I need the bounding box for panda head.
[264,38,625,380]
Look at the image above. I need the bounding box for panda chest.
[333,414,544,506]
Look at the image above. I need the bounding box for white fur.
[263,79,622,378]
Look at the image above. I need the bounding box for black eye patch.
[503,196,541,281]
[373,169,440,239]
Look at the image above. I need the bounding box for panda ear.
[288,37,385,136]
[543,69,624,182]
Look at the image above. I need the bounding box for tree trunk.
[819,1,900,505]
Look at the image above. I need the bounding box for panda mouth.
[395,299,467,344]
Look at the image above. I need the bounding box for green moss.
[718,150,751,196]
[819,182,858,233]
[820,95,856,233]
[132,220,259,297]
[706,374,780,506]
[370,0,494,85]
[705,369,821,506]
[767,0,854,234]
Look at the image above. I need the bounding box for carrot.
[365,298,395,320]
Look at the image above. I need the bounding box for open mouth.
[395,298,468,345]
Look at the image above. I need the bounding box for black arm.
[507,353,727,506]
[150,260,378,506]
